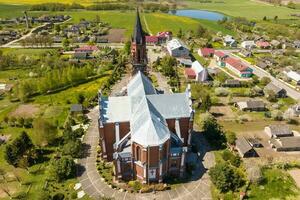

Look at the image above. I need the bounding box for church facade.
[98,10,194,183]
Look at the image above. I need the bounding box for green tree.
[49,157,76,182]
[202,116,226,149]
[287,1,296,9]
[260,77,271,86]
[209,162,244,193]
[62,139,83,158]
[177,28,183,38]
[123,40,131,55]
[62,38,70,49]
[33,118,58,146]
[225,131,236,146]
[77,93,85,104]
[200,93,212,111]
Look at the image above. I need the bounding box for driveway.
[77,107,214,200]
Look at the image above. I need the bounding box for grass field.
[248,168,299,199]
[185,0,298,19]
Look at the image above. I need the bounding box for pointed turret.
[133,8,145,45]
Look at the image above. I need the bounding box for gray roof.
[267,125,292,136]
[237,100,265,110]
[264,82,285,94]
[100,71,192,147]
[236,137,253,155]
[70,104,83,112]
[270,137,300,149]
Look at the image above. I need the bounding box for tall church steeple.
[131,8,147,74]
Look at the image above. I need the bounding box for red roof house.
[157,31,172,38]
[146,36,159,44]
[75,45,99,53]
[224,57,253,77]
[198,48,215,57]
[256,41,271,49]
[185,68,196,79]
[214,51,226,58]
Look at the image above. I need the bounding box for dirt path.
[143,15,152,35]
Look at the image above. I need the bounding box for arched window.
[136,146,141,161]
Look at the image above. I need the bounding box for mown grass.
[185,0,298,20]
[0,4,29,18]
[248,168,299,200]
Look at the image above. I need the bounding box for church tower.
[131,9,147,74]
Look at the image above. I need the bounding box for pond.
[169,9,225,21]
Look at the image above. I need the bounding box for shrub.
[209,162,244,193]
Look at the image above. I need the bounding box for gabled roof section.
[132,8,145,45]
[131,97,171,147]
[127,71,157,98]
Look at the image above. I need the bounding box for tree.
[287,1,296,9]
[54,24,61,33]
[260,77,271,86]
[209,162,244,193]
[62,139,83,158]
[77,93,85,104]
[177,28,183,38]
[225,131,236,146]
[202,116,226,149]
[200,93,212,112]
[4,131,35,167]
[62,38,70,49]
[123,40,131,55]
[265,90,277,102]
[274,16,278,21]
[33,118,58,146]
[263,16,267,21]
[49,157,76,182]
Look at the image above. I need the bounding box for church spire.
[133,8,145,45]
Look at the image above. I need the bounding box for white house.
[166,38,190,58]
[241,41,255,49]
[286,70,300,85]
[191,61,208,82]
[223,35,237,47]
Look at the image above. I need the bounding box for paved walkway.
[77,107,214,200]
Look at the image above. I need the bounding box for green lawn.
[248,168,299,200]
[185,0,298,20]
[0,4,29,18]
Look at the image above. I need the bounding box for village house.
[74,45,99,56]
[214,51,228,67]
[224,57,253,78]
[293,40,300,49]
[264,82,287,98]
[222,79,241,87]
[157,31,172,42]
[269,137,300,151]
[198,48,214,57]
[256,41,271,49]
[98,11,194,183]
[184,61,208,82]
[166,38,190,58]
[239,49,252,58]
[270,40,281,49]
[286,104,300,117]
[241,40,255,49]
[264,125,293,138]
[235,137,257,158]
[178,58,193,67]
[146,36,159,45]
[223,35,237,47]
[236,100,265,111]
[285,70,300,85]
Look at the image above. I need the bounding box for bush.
[209,162,244,193]
[128,180,142,192]
[52,193,65,200]
[49,157,76,182]
[215,87,229,97]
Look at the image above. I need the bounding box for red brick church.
[98,10,194,183]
